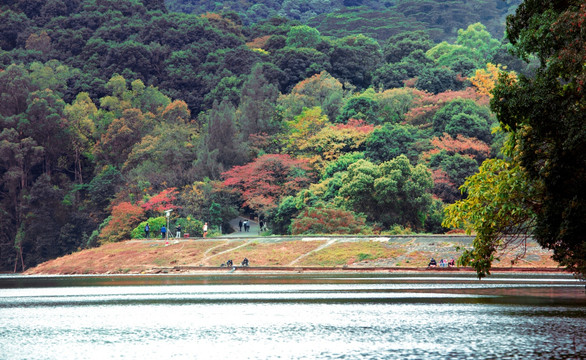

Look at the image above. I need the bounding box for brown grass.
[204,240,328,266]
[298,241,407,266]
[24,237,561,274]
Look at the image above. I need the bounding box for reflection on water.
[0,273,585,359]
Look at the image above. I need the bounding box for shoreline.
[11,266,571,277]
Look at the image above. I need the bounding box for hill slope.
[25,236,559,275]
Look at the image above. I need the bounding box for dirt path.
[224,217,260,237]
[288,238,337,266]
[200,240,253,265]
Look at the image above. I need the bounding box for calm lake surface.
[1,272,585,360]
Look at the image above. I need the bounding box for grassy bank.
[24,235,561,275]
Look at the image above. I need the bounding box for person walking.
[238,219,243,232]
[161,225,167,239]
[176,224,181,239]
[144,223,150,238]
[203,222,208,238]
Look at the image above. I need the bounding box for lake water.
[1,272,585,359]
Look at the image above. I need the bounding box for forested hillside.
[0,0,538,272]
[166,0,520,42]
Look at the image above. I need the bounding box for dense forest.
[0,0,583,277]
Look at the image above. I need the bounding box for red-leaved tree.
[404,88,488,126]
[426,133,491,162]
[99,202,145,244]
[142,187,179,213]
[291,206,369,235]
[222,154,317,214]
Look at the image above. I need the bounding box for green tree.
[20,89,71,176]
[286,25,321,48]
[443,154,539,278]
[455,23,500,62]
[123,122,198,190]
[237,65,280,139]
[432,98,493,140]
[383,30,433,64]
[339,155,433,229]
[273,46,331,93]
[64,92,97,184]
[415,67,462,94]
[195,100,247,179]
[277,71,344,122]
[364,123,423,164]
[0,64,36,117]
[336,92,380,124]
[329,34,382,89]
[490,1,586,277]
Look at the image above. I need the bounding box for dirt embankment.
[25,235,562,275]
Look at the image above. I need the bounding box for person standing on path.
[161,225,167,239]
[176,224,181,239]
[203,222,208,238]
[239,219,243,232]
[145,223,150,238]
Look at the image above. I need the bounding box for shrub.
[131,217,166,239]
[291,206,371,235]
[131,216,205,239]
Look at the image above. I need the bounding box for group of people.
[143,217,263,239]
[428,258,456,267]
[144,223,206,239]
[222,258,249,268]
[238,219,250,232]
[238,218,267,233]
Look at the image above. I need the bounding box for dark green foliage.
[195,100,247,180]
[163,1,519,44]
[432,98,493,141]
[337,95,379,124]
[307,7,426,42]
[87,165,122,214]
[490,0,586,276]
[415,67,463,94]
[124,122,199,189]
[383,30,433,63]
[339,156,433,229]
[0,10,31,51]
[329,35,382,90]
[430,150,479,199]
[445,113,491,143]
[273,47,330,93]
[372,63,409,90]
[424,198,446,234]
[364,123,423,164]
[322,152,365,179]
[270,196,298,235]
